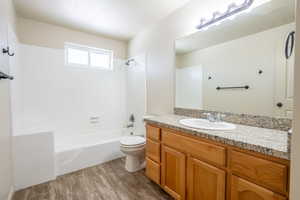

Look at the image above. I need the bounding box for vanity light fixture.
[196,0,254,30]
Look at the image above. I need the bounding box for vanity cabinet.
[145,124,290,200]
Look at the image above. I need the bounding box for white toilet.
[120,136,146,172]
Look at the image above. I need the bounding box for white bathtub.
[55,130,124,176]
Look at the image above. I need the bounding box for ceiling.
[13,0,190,41]
[176,0,295,54]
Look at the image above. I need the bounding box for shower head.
[125,58,135,66]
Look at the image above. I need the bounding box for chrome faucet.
[205,113,215,122]
[204,113,225,122]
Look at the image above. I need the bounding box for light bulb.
[196,0,255,30]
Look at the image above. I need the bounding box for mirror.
[175,0,295,118]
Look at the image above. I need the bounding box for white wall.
[0,0,17,199]
[129,0,244,114]
[176,23,294,116]
[13,44,127,140]
[129,0,297,116]
[17,18,128,59]
[175,66,203,109]
[290,0,300,199]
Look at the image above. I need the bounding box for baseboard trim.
[7,186,14,200]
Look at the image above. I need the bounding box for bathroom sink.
[179,118,236,131]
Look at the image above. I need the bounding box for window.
[67,48,89,66]
[65,43,113,70]
[90,51,111,68]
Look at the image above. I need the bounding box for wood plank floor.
[13,158,172,200]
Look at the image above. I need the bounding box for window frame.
[65,43,114,70]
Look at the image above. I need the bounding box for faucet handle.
[203,113,211,117]
[216,113,226,121]
[203,113,216,122]
[203,113,211,118]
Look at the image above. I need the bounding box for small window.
[65,43,113,70]
[67,48,89,66]
[90,51,112,69]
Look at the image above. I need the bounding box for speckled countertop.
[144,114,290,160]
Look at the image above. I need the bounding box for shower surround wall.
[11,20,147,189]
[11,43,148,189]
[14,44,128,138]
[126,54,147,135]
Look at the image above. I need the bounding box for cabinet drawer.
[162,130,226,166]
[231,150,288,193]
[146,158,160,185]
[146,139,160,162]
[146,125,161,141]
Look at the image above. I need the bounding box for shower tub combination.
[55,130,125,176]
[13,129,142,189]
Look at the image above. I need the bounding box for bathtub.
[55,130,125,176]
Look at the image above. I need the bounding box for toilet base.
[125,155,145,172]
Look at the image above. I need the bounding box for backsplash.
[174,108,292,131]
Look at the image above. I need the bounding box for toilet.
[120,136,146,172]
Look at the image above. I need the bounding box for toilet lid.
[120,136,146,146]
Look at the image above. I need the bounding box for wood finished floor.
[13,158,172,200]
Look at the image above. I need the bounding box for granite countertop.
[144,114,290,160]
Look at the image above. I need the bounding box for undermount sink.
[179,118,236,131]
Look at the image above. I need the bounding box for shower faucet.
[127,114,135,128]
[127,123,134,128]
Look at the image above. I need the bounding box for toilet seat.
[120,136,146,147]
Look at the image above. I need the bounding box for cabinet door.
[231,176,287,200]
[187,157,226,200]
[161,145,186,200]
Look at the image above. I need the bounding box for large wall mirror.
[175,0,295,119]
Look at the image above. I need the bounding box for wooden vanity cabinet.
[145,124,290,200]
